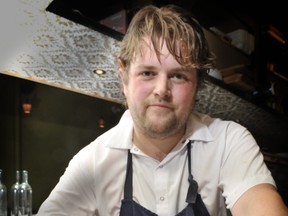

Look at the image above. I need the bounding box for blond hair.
[119,4,215,85]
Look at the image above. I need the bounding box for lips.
[148,103,172,110]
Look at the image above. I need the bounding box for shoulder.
[189,112,250,140]
[193,112,245,129]
[68,110,133,166]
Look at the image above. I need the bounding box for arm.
[231,183,288,216]
[218,121,287,215]
[37,144,97,215]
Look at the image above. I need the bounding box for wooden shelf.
[204,28,251,70]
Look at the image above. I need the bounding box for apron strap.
[123,150,133,199]
[185,140,199,204]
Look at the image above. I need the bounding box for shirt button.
[159,165,163,168]
[160,196,165,201]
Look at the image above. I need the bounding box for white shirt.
[37,110,275,216]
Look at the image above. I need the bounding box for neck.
[133,128,185,161]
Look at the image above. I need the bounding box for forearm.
[231,184,288,216]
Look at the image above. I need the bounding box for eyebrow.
[136,64,189,73]
[135,65,157,70]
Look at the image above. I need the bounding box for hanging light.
[22,102,32,114]
[20,80,35,115]
[98,117,105,128]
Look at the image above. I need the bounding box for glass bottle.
[10,170,20,216]
[19,170,32,216]
[0,169,7,216]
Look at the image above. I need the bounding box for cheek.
[129,80,153,98]
[173,85,196,104]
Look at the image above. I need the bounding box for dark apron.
[119,140,210,216]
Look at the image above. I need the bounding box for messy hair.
[119,4,215,86]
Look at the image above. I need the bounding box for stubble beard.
[132,106,190,139]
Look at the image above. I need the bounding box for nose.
[153,76,171,99]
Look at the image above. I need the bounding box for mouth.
[148,104,172,110]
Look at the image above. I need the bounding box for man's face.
[120,39,198,139]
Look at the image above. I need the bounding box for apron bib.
[119,141,210,216]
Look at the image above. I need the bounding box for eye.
[170,73,188,81]
[141,71,155,77]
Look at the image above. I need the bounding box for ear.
[119,67,127,96]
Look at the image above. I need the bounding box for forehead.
[133,36,193,62]
[133,38,176,66]
[132,37,192,69]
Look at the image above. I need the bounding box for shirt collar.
[183,112,214,143]
[105,109,134,149]
[106,110,214,150]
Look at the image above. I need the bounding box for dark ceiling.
[46,0,288,41]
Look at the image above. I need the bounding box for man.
[37,4,288,215]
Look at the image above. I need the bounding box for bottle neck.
[16,170,20,184]
[22,170,29,184]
